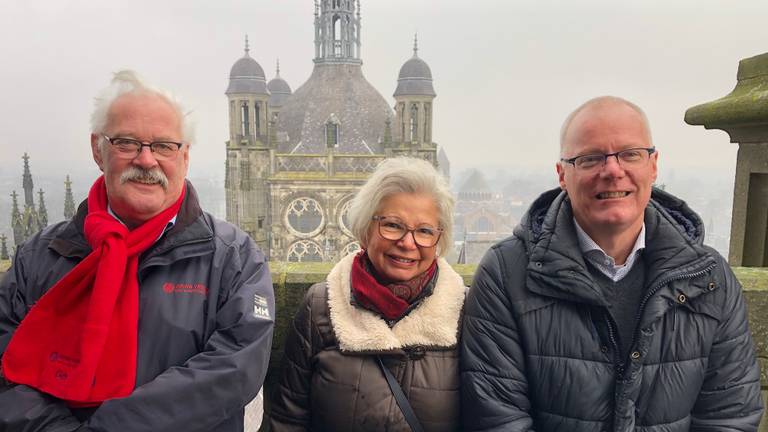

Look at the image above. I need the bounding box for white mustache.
[120,166,169,190]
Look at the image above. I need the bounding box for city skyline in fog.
[1,0,767,183]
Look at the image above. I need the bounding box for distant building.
[453,170,515,264]
[7,154,74,255]
[224,0,446,261]
[10,153,48,252]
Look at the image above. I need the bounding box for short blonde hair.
[348,157,454,253]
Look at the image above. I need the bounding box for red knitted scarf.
[350,251,437,320]
[1,176,185,406]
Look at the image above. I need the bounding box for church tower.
[37,189,48,227]
[314,0,362,65]
[64,175,76,220]
[225,36,271,250]
[10,191,22,250]
[392,35,437,164]
[22,153,35,209]
[0,234,9,260]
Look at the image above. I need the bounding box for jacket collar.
[523,188,716,307]
[327,252,466,353]
[48,179,212,260]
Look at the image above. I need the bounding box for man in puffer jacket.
[460,96,763,431]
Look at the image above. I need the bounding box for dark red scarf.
[350,251,437,320]
[2,176,185,406]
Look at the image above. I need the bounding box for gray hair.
[91,70,194,146]
[559,95,652,157]
[348,157,454,254]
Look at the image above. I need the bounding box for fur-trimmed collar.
[327,253,466,353]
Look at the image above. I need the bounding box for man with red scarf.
[0,71,275,432]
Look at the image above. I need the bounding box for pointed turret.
[10,191,23,248]
[21,153,34,209]
[0,234,9,260]
[38,189,48,227]
[64,175,75,220]
[394,34,436,147]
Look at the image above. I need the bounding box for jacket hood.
[515,187,714,308]
[516,187,706,249]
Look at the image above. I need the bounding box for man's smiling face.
[557,101,658,240]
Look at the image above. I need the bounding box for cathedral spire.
[38,189,48,227]
[314,0,362,65]
[64,175,75,220]
[10,191,22,249]
[0,234,8,260]
[21,153,34,209]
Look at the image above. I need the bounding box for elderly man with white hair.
[0,71,274,432]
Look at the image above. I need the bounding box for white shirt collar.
[573,219,645,282]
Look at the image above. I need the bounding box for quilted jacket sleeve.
[690,256,764,431]
[460,243,535,432]
[0,243,82,432]
[269,284,323,431]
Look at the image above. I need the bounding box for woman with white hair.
[270,157,465,431]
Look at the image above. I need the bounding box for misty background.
[2,0,766,257]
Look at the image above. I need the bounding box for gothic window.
[240,160,251,190]
[338,199,353,236]
[240,102,250,137]
[333,15,342,56]
[325,118,340,147]
[286,197,324,236]
[254,102,261,138]
[410,103,419,142]
[258,217,264,229]
[424,103,432,143]
[224,157,230,188]
[475,216,492,233]
[341,242,361,257]
[287,240,323,262]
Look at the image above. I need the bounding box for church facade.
[224,0,443,262]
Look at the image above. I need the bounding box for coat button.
[707,282,716,291]
[677,294,686,303]
[600,346,609,353]
[631,351,641,360]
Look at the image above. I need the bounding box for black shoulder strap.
[376,356,425,432]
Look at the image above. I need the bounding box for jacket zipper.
[626,262,716,362]
[604,312,624,376]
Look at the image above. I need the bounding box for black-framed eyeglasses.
[102,134,183,160]
[560,147,656,171]
[372,215,443,248]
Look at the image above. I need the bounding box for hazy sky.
[1,0,767,183]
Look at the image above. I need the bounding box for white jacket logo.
[253,295,271,319]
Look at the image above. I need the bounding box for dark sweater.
[589,256,646,364]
